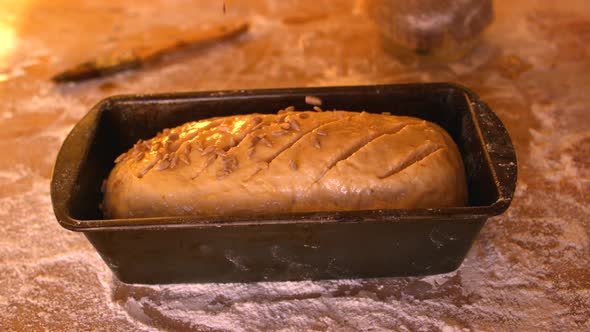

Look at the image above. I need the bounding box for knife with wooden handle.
[52,21,249,82]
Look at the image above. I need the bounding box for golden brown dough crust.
[102,110,468,218]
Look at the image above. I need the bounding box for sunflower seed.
[217,156,239,178]
[135,142,147,152]
[177,142,191,154]
[289,159,298,171]
[114,153,128,163]
[170,155,178,169]
[137,158,159,178]
[277,114,287,123]
[133,152,145,161]
[289,119,300,131]
[179,153,190,165]
[218,125,230,132]
[261,137,273,147]
[315,129,327,136]
[272,130,289,137]
[194,141,204,152]
[207,154,218,165]
[217,169,231,178]
[311,135,321,149]
[305,95,322,106]
[154,160,170,171]
[251,117,263,125]
[280,122,291,130]
[285,106,295,112]
[168,132,179,141]
[201,145,216,155]
[313,106,323,112]
[223,155,238,167]
[250,136,261,148]
[163,128,171,135]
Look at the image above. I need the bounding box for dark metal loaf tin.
[51,83,517,284]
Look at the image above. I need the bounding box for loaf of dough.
[102,110,468,218]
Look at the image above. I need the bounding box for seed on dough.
[315,129,327,136]
[311,135,321,149]
[170,155,178,169]
[260,137,273,147]
[179,153,190,165]
[154,160,170,171]
[272,130,289,137]
[284,106,295,112]
[289,119,300,131]
[114,153,127,163]
[133,152,145,161]
[289,159,298,171]
[280,122,291,130]
[207,154,218,164]
[168,132,179,141]
[216,169,231,178]
[313,106,323,112]
[194,141,204,152]
[135,142,147,152]
[250,136,261,148]
[277,114,287,123]
[224,155,238,167]
[201,145,216,155]
[251,122,264,131]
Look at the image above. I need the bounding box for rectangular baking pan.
[51,83,517,284]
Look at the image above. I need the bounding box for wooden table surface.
[1,0,588,330]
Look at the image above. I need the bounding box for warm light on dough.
[103,110,468,218]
